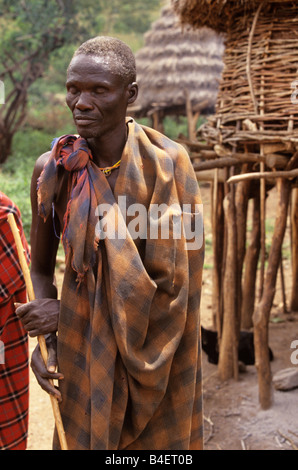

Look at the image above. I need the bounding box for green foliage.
[0,0,166,234]
[0,0,79,162]
[99,0,163,34]
[163,115,206,140]
[0,128,55,238]
[0,0,76,69]
[0,123,75,239]
[0,0,165,162]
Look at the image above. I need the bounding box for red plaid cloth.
[0,192,30,450]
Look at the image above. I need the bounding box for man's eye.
[94,87,106,94]
[68,87,78,94]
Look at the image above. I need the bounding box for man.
[0,192,30,450]
[16,36,204,450]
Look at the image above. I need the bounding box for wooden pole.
[279,250,287,314]
[211,176,224,335]
[259,159,266,301]
[253,178,291,409]
[218,191,238,381]
[241,193,261,329]
[227,169,298,184]
[185,89,200,141]
[290,187,298,311]
[235,166,251,324]
[213,98,225,342]
[7,212,68,450]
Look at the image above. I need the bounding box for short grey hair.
[72,36,136,85]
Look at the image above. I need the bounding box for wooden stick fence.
[174,1,298,411]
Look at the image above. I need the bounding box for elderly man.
[16,36,204,450]
[0,192,30,450]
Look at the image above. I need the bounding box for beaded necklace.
[98,159,121,177]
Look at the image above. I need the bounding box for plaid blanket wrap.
[38,118,204,450]
[0,192,30,450]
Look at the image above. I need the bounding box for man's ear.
[127,82,138,104]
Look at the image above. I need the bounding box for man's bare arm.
[30,151,60,299]
[16,152,63,400]
[16,152,61,335]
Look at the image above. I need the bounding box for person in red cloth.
[0,192,30,450]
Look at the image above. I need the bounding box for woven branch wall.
[173,1,298,406]
[198,2,298,160]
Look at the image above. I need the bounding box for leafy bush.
[0,128,71,239]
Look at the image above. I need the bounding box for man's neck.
[86,121,127,168]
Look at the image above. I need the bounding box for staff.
[7,212,68,450]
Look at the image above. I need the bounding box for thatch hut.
[173,0,298,410]
[131,4,224,137]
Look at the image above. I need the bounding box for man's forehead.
[68,54,117,75]
[66,54,124,86]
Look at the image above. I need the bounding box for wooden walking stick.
[7,212,68,450]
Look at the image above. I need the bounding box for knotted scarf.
[37,134,101,283]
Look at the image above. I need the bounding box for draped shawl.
[37,118,204,450]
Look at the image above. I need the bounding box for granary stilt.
[290,187,298,311]
[218,190,239,381]
[235,170,251,317]
[241,192,261,329]
[211,179,224,335]
[253,178,291,409]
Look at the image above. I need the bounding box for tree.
[0,0,76,163]
[0,0,164,163]
[96,0,163,35]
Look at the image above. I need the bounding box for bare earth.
[26,186,298,451]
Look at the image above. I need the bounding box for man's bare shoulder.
[35,151,51,169]
[33,151,51,178]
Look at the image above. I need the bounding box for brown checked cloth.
[38,118,204,450]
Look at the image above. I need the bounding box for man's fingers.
[30,338,64,402]
[28,329,40,338]
[33,372,62,402]
[31,357,63,402]
[14,299,59,336]
[50,387,63,403]
[14,302,28,317]
[14,302,23,309]
[46,348,63,378]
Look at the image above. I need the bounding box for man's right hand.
[15,298,60,337]
[31,333,64,402]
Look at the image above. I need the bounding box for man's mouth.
[74,115,97,126]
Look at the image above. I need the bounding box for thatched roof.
[172,0,296,33]
[132,3,224,117]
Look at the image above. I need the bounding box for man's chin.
[75,127,99,139]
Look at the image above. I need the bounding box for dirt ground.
[26,185,298,451]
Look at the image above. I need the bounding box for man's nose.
[75,92,93,110]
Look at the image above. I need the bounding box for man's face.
[66,54,136,140]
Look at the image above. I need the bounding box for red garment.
[0,192,30,450]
